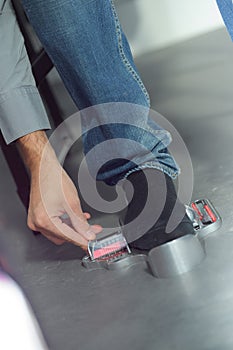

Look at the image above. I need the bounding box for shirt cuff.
[0,85,51,144]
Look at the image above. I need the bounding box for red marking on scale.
[204,205,217,222]
[191,202,203,219]
[93,241,124,259]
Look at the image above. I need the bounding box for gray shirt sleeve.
[0,0,51,144]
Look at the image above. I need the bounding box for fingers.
[83,212,91,219]
[39,217,89,248]
[89,225,103,234]
[65,201,102,240]
[28,211,90,248]
[36,220,102,248]
[44,234,66,245]
[28,206,102,248]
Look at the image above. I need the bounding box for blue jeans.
[21,0,179,185]
[216,0,233,40]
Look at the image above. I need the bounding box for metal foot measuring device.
[82,198,221,277]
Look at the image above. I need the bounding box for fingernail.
[91,225,103,232]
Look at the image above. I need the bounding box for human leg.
[21,0,193,246]
[21,0,179,184]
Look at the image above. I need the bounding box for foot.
[120,169,194,250]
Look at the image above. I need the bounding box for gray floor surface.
[1,28,233,350]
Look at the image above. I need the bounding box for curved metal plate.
[82,254,147,271]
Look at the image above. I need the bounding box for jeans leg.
[21,0,149,108]
[21,0,179,184]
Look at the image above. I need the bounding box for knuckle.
[55,240,65,246]
[34,213,47,228]
[27,219,35,231]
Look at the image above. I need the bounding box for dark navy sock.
[121,169,194,250]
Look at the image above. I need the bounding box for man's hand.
[17,130,102,249]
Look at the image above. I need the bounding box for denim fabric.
[21,0,179,184]
[216,0,233,40]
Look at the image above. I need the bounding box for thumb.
[65,201,102,240]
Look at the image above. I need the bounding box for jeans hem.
[123,162,180,181]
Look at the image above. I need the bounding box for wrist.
[17,130,57,176]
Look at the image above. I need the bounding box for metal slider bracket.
[186,198,221,239]
[82,230,147,271]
